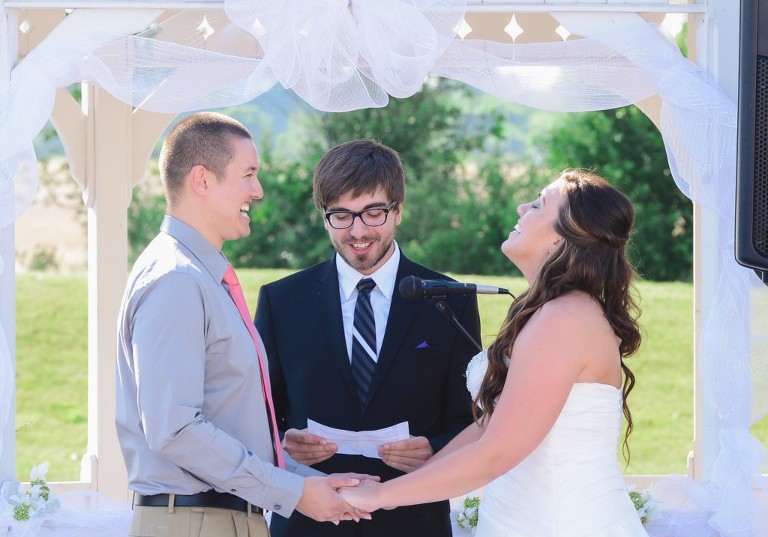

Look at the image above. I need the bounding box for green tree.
[127,187,165,265]
[308,78,506,273]
[128,81,546,276]
[223,145,326,268]
[536,106,693,281]
[229,78,514,274]
[449,159,551,276]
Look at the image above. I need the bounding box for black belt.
[135,491,263,515]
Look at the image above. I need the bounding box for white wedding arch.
[1,1,767,535]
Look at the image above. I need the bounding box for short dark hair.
[159,112,252,206]
[312,139,405,211]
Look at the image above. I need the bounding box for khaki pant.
[129,505,269,537]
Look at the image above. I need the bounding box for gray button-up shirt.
[116,215,314,516]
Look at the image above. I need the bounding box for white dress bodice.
[465,350,648,537]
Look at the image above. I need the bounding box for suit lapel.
[312,259,358,402]
[363,257,420,409]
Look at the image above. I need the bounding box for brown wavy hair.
[474,169,642,458]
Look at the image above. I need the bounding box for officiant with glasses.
[255,139,481,537]
[115,112,374,537]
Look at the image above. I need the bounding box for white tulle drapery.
[1,1,767,536]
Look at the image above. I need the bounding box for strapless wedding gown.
[465,350,648,537]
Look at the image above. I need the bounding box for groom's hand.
[283,428,338,465]
[296,475,369,524]
[378,436,433,473]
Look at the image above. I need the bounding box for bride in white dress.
[342,169,648,536]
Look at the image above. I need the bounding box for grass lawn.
[13,270,768,481]
[15,273,89,482]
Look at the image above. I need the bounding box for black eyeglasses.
[324,201,398,230]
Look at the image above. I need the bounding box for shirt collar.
[161,215,230,282]
[336,241,400,301]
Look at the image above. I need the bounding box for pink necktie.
[223,265,285,469]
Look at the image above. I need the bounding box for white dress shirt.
[336,242,401,362]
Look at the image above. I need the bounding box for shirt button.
[230,489,236,493]
[274,504,282,511]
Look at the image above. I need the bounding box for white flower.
[9,481,27,500]
[10,462,60,522]
[14,496,31,508]
[29,462,49,482]
[10,496,33,521]
[456,495,481,531]
[627,486,656,524]
[35,496,60,517]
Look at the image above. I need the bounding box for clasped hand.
[286,428,430,523]
[338,478,390,515]
[296,474,379,525]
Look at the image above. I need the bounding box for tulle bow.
[225,0,468,111]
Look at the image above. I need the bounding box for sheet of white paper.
[307,419,410,459]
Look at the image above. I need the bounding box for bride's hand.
[339,480,390,513]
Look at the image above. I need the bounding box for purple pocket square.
[416,341,429,349]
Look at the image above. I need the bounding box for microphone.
[399,275,512,300]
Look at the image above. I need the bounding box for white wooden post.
[78,85,133,500]
[74,88,173,500]
[35,8,167,498]
[690,0,741,483]
[0,4,18,488]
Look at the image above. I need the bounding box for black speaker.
[736,0,768,271]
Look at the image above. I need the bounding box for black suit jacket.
[255,253,481,537]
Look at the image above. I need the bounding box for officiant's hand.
[378,435,433,472]
[283,428,338,465]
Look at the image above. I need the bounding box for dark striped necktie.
[351,278,377,408]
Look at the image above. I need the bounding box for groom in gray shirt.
[115,112,371,537]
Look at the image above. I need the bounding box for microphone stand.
[429,297,483,353]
